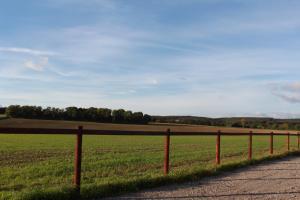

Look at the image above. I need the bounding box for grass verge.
[20,150,300,200]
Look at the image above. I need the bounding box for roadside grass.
[0,133,299,200]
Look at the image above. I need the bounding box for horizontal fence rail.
[0,126,299,196]
[0,127,298,136]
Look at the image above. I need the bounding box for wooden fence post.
[216,130,221,165]
[74,126,83,194]
[270,132,273,155]
[248,131,252,160]
[287,132,290,151]
[164,129,170,175]
[298,133,300,150]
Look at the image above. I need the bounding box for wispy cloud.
[0,47,56,56]
[24,57,49,71]
[273,92,300,103]
[0,47,54,72]
[271,82,300,103]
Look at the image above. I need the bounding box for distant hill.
[152,116,300,131]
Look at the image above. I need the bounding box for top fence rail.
[0,127,298,136]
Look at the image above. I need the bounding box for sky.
[1,0,300,118]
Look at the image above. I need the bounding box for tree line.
[3,105,300,130]
[152,116,300,131]
[5,105,151,124]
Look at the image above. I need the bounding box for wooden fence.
[0,126,299,195]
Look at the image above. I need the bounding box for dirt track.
[106,156,300,200]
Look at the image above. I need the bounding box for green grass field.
[0,119,298,199]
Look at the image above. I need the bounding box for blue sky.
[1,0,300,118]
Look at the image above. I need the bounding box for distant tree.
[295,124,300,131]
[132,112,144,123]
[97,108,112,122]
[279,123,289,130]
[6,105,21,117]
[232,121,242,128]
[51,107,64,120]
[124,111,133,123]
[43,107,53,119]
[65,107,79,120]
[143,114,152,124]
[0,107,6,114]
[271,123,278,130]
[85,107,98,121]
[241,118,246,128]
[112,109,125,123]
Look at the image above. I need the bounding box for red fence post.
[216,130,221,165]
[164,129,170,175]
[74,126,83,194]
[270,132,273,155]
[298,133,300,150]
[248,131,252,160]
[287,132,290,151]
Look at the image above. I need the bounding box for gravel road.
[105,156,300,200]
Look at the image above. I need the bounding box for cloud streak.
[271,82,300,103]
[0,47,56,56]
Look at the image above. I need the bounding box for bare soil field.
[0,118,297,134]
